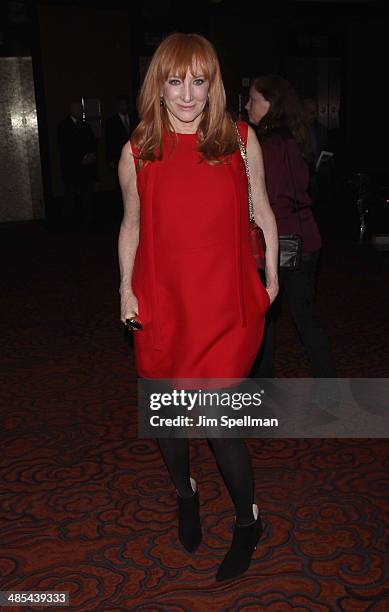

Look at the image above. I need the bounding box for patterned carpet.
[0,218,388,611]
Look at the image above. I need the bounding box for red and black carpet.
[0,221,388,611]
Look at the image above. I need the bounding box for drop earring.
[160,96,164,107]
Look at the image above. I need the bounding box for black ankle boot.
[176,478,202,553]
[216,504,263,581]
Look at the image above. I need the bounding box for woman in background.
[246,75,336,378]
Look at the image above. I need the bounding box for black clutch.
[280,141,304,271]
[279,234,303,270]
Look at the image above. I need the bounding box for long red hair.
[131,33,238,164]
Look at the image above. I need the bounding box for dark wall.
[209,16,284,112]
[38,4,132,196]
[33,0,389,203]
[345,16,389,173]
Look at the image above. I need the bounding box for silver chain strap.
[234,122,255,223]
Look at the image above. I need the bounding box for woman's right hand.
[120,289,139,325]
[266,282,279,306]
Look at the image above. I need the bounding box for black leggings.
[251,250,336,378]
[157,437,255,524]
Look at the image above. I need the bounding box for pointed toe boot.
[176,477,202,553]
[216,504,263,581]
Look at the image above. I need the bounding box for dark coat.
[105,113,131,165]
[57,116,97,182]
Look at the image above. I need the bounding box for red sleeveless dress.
[130,121,270,379]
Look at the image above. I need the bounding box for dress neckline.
[166,129,197,137]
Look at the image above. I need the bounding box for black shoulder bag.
[279,142,304,270]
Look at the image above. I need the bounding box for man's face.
[117,99,129,115]
[304,99,318,125]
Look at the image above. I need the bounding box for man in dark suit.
[106,95,132,169]
[105,95,133,219]
[57,101,97,226]
[303,97,327,166]
[303,97,330,205]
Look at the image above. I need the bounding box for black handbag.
[279,234,303,269]
[279,142,304,270]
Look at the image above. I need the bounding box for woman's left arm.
[246,125,279,303]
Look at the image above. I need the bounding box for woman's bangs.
[161,41,213,82]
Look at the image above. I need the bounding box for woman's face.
[161,65,210,133]
[245,87,270,126]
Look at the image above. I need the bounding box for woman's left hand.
[266,283,279,306]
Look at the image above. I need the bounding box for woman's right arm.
[118,141,140,324]
[246,126,279,304]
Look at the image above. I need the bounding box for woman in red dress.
[118,33,278,581]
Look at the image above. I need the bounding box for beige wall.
[38,4,132,195]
